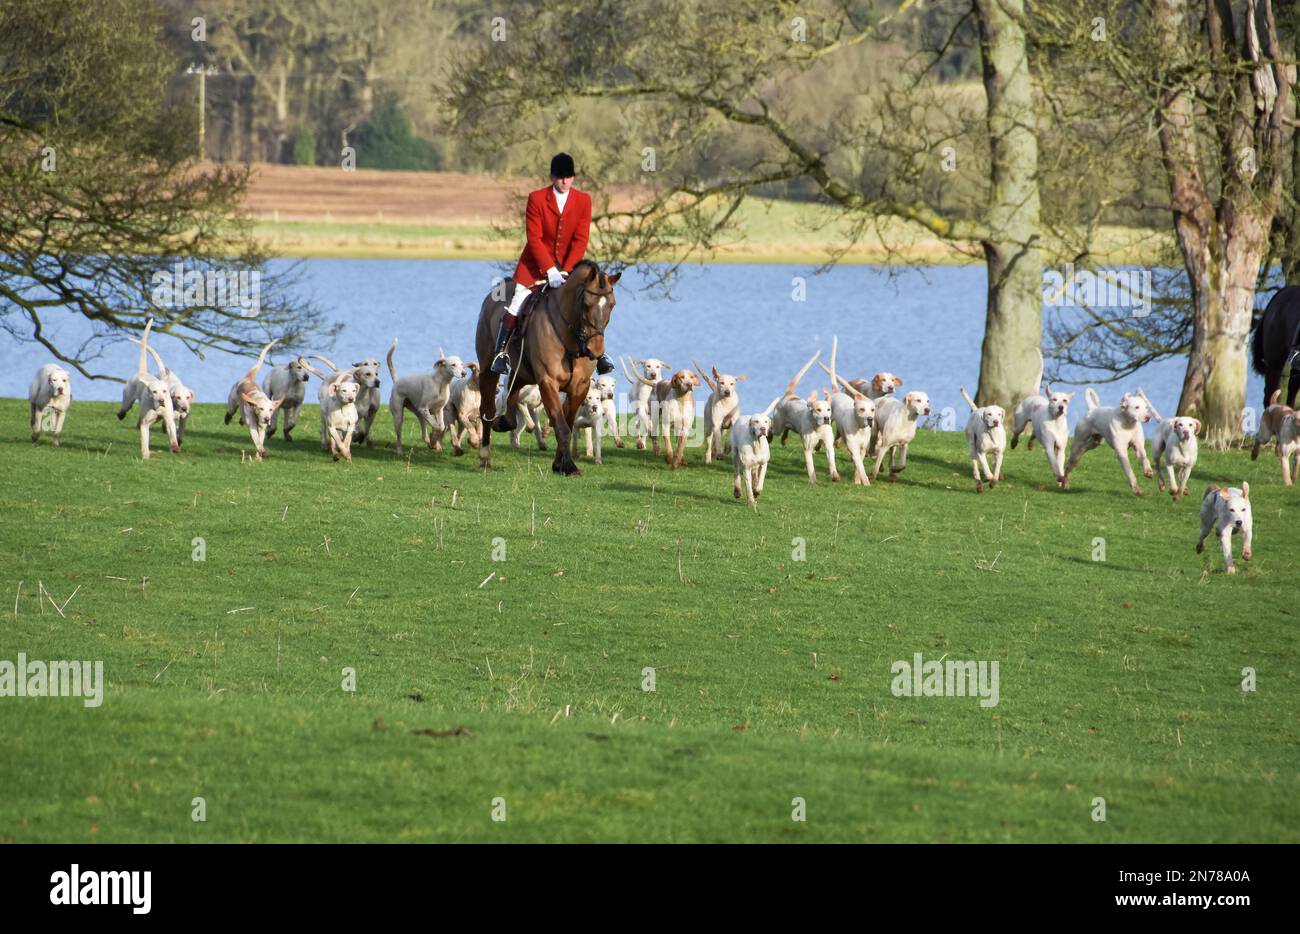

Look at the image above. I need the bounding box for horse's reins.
[502,279,608,400]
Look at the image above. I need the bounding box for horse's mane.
[570,259,601,285]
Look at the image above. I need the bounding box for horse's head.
[564,261,621,359]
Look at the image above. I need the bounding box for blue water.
[0,258,1262,428]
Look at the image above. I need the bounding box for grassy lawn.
[1,397,1296,842]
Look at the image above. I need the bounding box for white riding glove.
[547,267,567,289]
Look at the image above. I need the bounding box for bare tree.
[0,0,331,380]
[447,0,1046,411]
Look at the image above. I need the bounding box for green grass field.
[1,397,1296,842]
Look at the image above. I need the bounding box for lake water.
[1,258,1263,428]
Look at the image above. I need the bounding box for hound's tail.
[128,337,170,378]
[137,317,154,378]
[386,339,399,383]
[1084,388,1102,412]
[310,354,340,374]
[1269,388,1282,406]
[245,339,279,380]
[1029,348,1045,398]
[959,387,977,411]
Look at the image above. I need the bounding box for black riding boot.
[595,353,614,375]
[490,318,512,375]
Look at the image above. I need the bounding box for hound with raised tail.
[1252,389,1295,461]
[1063,389,1154,495]
[582,374,623,457]
[622,357,670,451]
[849,372,904,401]
[960,387,1006,493]
[869,391,931,482]
[1010,349,1073,487]
[497,382,548,450]
[223,339,281,460]
[1152,416,1200,500]
[127,339,195,449]
[819,355,876,486]
[771,352,839,484]
[118,318,181,459]
[312,353,382,447]
[263,356,319,442]
[1197,483,1253,573]
[383,340,466,455]
[442,362,483,456]
[324,370,360,463]
[730,397,782,508]
[694,360,746,465]
[630,367,701,468]
[28,364,72,446]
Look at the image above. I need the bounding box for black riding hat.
[550,152,576,178]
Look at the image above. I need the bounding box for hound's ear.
[807,389,819,401]
[353,361,365,368]
[272,397,285,410]
[712,366,721,381]
[1066,391,1076,400]
[187,390,196,402]
[1242,481,1250,500]
[736,375,748,381]
[329,383,339,396]
[240,391,258,405]
[468,362,480,374]
[607,272,621,286]
[1191,418,1201,434]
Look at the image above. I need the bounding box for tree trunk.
[973,0,1043,411]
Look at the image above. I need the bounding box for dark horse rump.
[1251,285,1300,409]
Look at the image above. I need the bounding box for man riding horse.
[489,152,614,377]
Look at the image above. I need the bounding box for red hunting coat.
[512,186,592,290]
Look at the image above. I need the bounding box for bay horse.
[475,259,620,475]
[1251,285,1300,410]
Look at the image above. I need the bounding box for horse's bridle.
[568,285,609,362]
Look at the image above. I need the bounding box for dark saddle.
[505,283,548,367]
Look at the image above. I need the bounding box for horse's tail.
[1251,305,1268,375]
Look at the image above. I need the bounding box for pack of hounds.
[28,326,1277,573]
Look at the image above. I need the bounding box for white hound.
[960,387,1006,493]
[622,357,670,451]
[582,374,623,458]
[1151,416,1200,500]
[1197,484,1253,574]
[312,353,383,447]
[263,356,319,442]
[384,340,466,455]
[1010,349,1073,487]
[118,318,181,459]
[771,352,838,484]
[223,340,281,460]
[730,397,782,509]
[630,367,701,468]
[694,360,746,465]
[1063,389,1154,495]
[497,382,548,450]
[323,370,360,463]
[869,391,931,482]
[28,364,72,446]
[442,363,482,456]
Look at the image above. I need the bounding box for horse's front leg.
[539,379,579,475]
